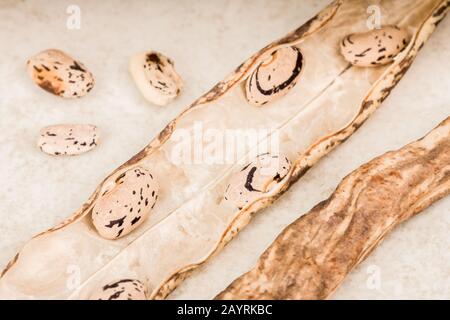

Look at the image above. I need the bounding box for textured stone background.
[0,0,448,299]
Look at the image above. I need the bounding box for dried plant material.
[37,124,99,156]
[129,51,183,106]
[216,117,450,300]
[0,0,447,300]
[27,49,94,98]
[340,26,410,67]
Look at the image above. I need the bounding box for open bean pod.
[217,117,450,300]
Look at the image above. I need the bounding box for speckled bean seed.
[245,46,303,106]
[90,279,148,300]
[37,124,99,156]
[92,167,159,239]
[224,153,291,209]
[340,26,409,67]
[129,51,183,106]
[27,49,94,98]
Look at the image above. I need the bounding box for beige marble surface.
[0,0,448,299]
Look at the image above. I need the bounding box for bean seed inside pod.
[92,167,159,239]
[90,279,148,300]
[224,153,291,209]
[129,51,183,106]
[245,46,303,107]
[27,49,94,98]
[340,26,409,67]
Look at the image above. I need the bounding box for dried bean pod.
[217,117,450,300]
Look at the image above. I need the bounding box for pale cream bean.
[37,124,99,156]
[92,167,159,239]
[129,51,183,106]
[245,46,303,106]
[27,49,94,98]
[224,153,291,209]
[340,26,409,67]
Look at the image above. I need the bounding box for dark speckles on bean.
[92,167,159,239]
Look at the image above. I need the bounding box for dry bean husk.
[0,0,448,299]
[216,116,450,300]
